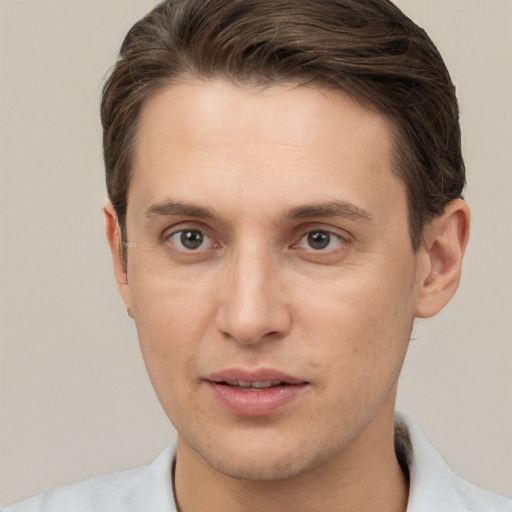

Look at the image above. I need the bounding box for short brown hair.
[101,0,465,252]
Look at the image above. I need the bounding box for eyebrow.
[145,200,215,219]
[144,198,373,223]
[284,200,374,223]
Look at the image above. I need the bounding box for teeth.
[224,380,283,388]
[251,381,276,388]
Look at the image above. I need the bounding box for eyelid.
[162,223,221,252]
[162,221,210,241]
[295,231,343,250]
[288,225,353,264]
[160,221,350,256]
[169,229,212,250]
[291,223,352,244]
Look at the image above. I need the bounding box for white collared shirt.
[3,414,511,511]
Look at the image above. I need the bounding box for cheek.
[129,280,210,427]
[127,264,216,383]
[296,261,416,379]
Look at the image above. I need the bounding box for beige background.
[1,0,511,506]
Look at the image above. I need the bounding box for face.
[115,80,425,480]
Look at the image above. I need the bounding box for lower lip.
[206,382,307,417]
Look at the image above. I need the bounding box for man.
[3,0,511,511]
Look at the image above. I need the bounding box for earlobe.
[415,199,470,318]
[103,202,132,311]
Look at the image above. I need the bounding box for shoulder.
[395,413,512,512]
[2,444,177,512]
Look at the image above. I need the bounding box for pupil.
[308,231,330,250]
[181,230,203,249]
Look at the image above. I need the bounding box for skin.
[105,80,469,512]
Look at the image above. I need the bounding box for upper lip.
[206,368,308,385]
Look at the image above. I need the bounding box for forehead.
[136,79,390,159]
[130,79,405,224]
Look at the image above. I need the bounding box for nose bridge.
[216,239,290,344]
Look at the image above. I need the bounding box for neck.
[173,409,409,512]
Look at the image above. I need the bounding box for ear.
[103,202,133,316]
[415,199,470,318]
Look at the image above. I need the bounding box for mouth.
[218,380,292,390]
[205,369,309,416]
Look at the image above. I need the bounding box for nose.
[215,246,292,345]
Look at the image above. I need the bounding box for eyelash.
[166,229,217,251]
[163,226,350,257]
[293,230,345,252]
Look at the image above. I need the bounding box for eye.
[168,229,213,251]
[297,230,344,251]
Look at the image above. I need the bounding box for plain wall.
[1,0,511,506]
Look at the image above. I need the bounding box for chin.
[188,430,337,482]
[206,450,315,482]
